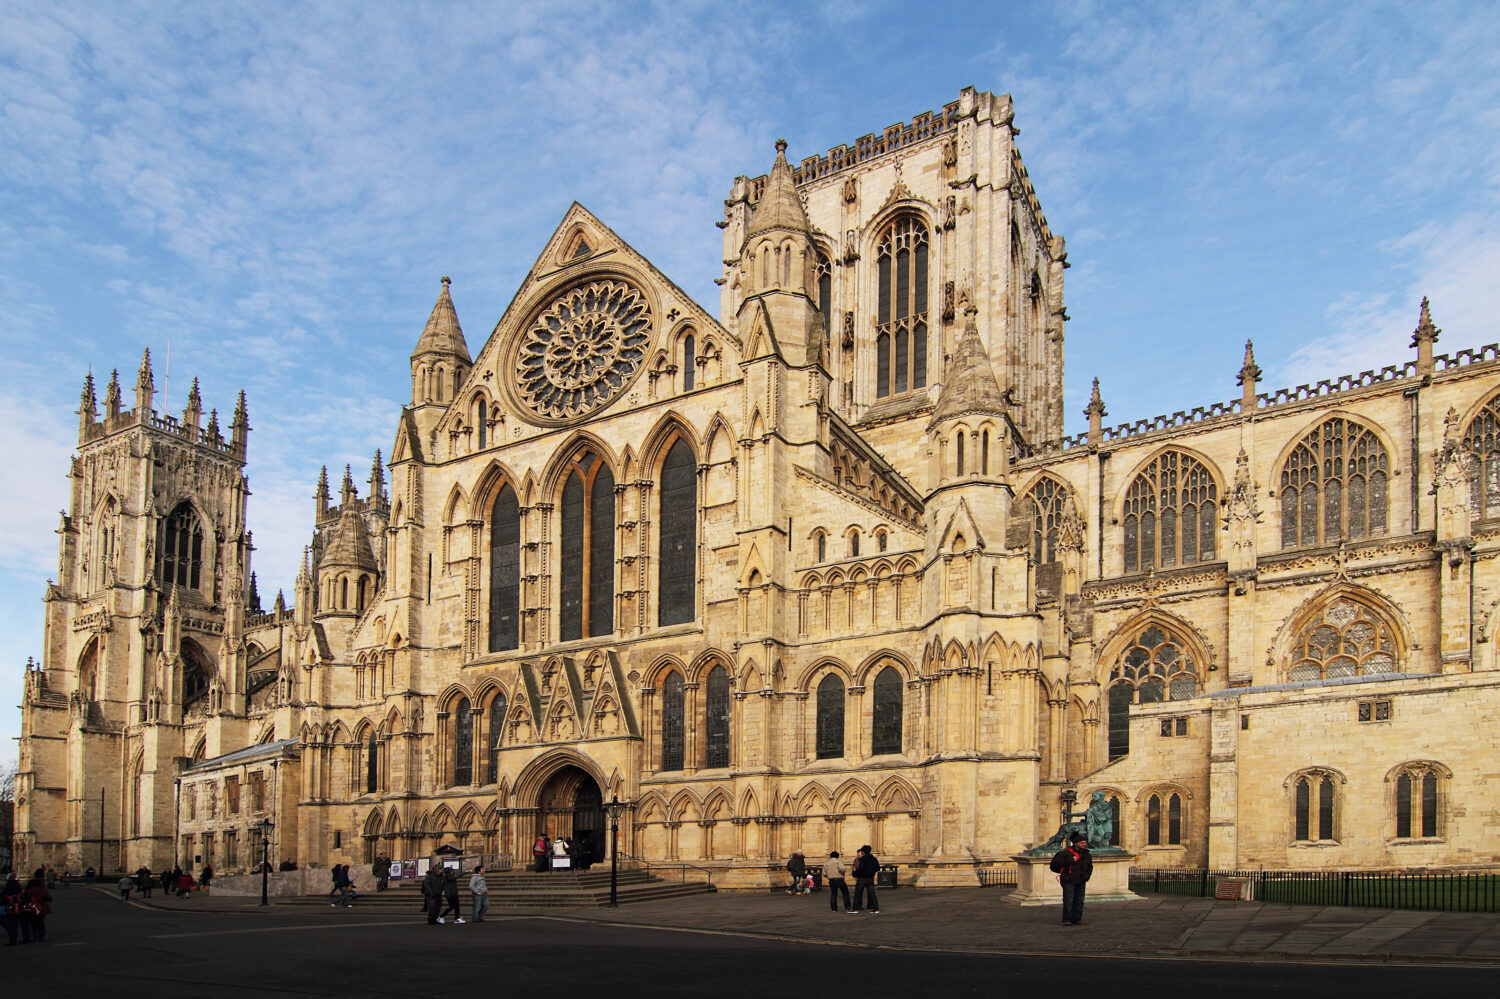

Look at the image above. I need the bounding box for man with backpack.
[1050,831,1093,925]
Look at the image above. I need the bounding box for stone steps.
[290,868,715,910]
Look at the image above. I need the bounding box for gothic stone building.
[15,87,1500,885]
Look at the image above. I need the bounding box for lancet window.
[453,697,474,786]
[1106,625,1200,761]
[661,671,685,771]
[874,217,929,398]
[1464,393,1500,518]
[489,485,521,653]
[366,731,378,794]
[871,666,903,756]
[1023,477,1070,563]
[1280,417,1389,548]
[1294,773,1336,842]
[487,692,507,784]
[704,666,730,768]
[1287,598,1399,681]
[816,673,845,759]
[1394,764,1441,839]
[159,502,204,591]
[559,451,615,641]
[1122,452,1217,573]
[658,439,697,626]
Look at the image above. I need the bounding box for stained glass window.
[1317,777,1334,840]
[871,666,903,756]
[1122,452,1217,573]
[659,440,697,626]
[366,731,378,794]
[1281,418,1390,548]
[1147,794,1161,845]
[1023,478,1070,563]
[477,399,487,449]
[816,673,845,759]
[1106,624,1200,761]
[815,254,832,321]
[159,502,204,590]
[1287,598,1399,681]
[489,485,521,652]
[1295,777,1311,841]
[453,697,473,786]
[1168,793,1182,845]
[561,452,616,640]
[874,217,929,397]
[1396,767,1441,838]
[487,693,507,784]
[661,672,685,771]
[683,334,695,392]
[705,666,730,768]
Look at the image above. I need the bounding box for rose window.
[516,280,652,421]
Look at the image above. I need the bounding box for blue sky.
[2,0,1498,762]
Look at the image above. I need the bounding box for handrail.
[617,853,714,886]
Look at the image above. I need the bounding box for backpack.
[1049,848,1075,875]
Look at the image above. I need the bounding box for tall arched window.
[1106,794,1122,847]
[453,697,474,786]
[489,484,521,652]
[159,502,204,590]
[1106,624,1200,761]
[815,253,832,321]
[1147,794,1162,845]
[1122,452,1217,573]
[871,666,903,755]
[982,430,991,475]
[1281,417,1389,548]
[1464,393,1500,517]
[956,433,965,475]
[874,217,929,397]
[1395,765,1441,839]
[1023,477,1070,564]
[817,533,827,562]
[1168,793,1182,845]
[366,732,378,794]
[559,451,615,641]
[487,692,507,784]
[658,439,697,626]
[1287,597,1399,681]
[1294,773,1335,841]
[682,334,696,392]
[476,399,487,449]
[661,672,685,771]
[181,638,212,706]
[816,673,845,759]
[704,665,730,768]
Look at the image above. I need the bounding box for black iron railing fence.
[1131,868,1500,913]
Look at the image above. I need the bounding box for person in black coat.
[1,873,25,945]
[785,851,807,895]
[439,868,463,923]
[850,846,881,913]
[421,866,444,923]
[1050,831,1094,925]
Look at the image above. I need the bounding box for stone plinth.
[1002,850,1141,906]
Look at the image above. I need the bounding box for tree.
[0,757,15,803]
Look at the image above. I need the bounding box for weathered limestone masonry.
[15,87,1500,887]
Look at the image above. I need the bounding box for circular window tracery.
[516,280,652,421]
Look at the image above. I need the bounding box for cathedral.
[14,87,1500,886]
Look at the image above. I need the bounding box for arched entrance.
[536,765,605,864]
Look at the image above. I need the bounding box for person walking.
[850,845,880,913]
[533,834,549,873]
[23,876,52,942]
[440,867,464,923]
[469,865,489,923]
[1,872,25,946]
[422,864,444,923]
[44,866,56,891]
[822,851,851,912]
[161,868,175,897]
[785,851,806,895]
[199,865,213,892]
[117,875,134,901]
[374,856,389,892]
[1050,831,1093,925]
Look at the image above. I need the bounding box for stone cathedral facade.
[15,87,1500,885]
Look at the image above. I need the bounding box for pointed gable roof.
[745,139,810,239]
[319,506,378,571]
[929,312,1006,429]
[412,276,471,364]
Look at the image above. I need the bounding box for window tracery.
[1394,763,1442,839]
[516,280,652,421]
[559,450,615,641]
[816,673,845,759]
[488,485,521,653]
[704,666,730,768]
[159,502,204,591]
[1280,417,1389,548]
[658,439,697,626]
[453,697,473,786]
[1122,452,1217,573]
[871,666,903,756]
[1023,477,1070,563]
[661,672,685,771]
[1287,598,1399,681]
[1294,773,1336,842]
[1464,393,1500,517]
[874,217,929,398]
[1106,625,1200,761]
[487,693,507,784]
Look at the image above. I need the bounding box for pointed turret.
[1412,296,1440,375]
[368,449,386,505]
[1085,377,1107,445]
[317,505,379,618]
[134,347,155,416]
[78,372,97,440]
[230,389,249,455]
[745,139,812,238]
[929,311,1007,430]
[341,464,356,506]
[410,276,472,407]
[205,408,220,443]
[1237,340,1261,410]
[247,571,262,613]
[315,465,331,521]
[736,141,822,369]
[104,369,122,420]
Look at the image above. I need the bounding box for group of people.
[787,846,884,914]
[1,870,53,945]
[531,834,595,872]
[420,864,488,924]
[327,864,359,907]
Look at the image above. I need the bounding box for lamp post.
[1060,788,1078,826]
[603,795,629,908]
[258,818,273,906]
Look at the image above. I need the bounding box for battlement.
[1016,342,1500,463]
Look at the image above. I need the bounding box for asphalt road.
[4,888,1491,997]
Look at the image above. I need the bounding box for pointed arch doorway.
[537,765,604,866]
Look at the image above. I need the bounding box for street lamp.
[603,795,631,908]
[258,818,274,906]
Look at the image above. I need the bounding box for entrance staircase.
[286,867,716,912]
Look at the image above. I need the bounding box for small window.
[333,831,342,849]
[850,533,860,557]
[683,334,696,392]
[877,531,887,553]
[1358,699,1393,722]
[1175,717,1187,736]
[817,534,826,562]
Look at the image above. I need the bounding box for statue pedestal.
[1002,850,1142,907]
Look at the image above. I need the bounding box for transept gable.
[437,203,736,439]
